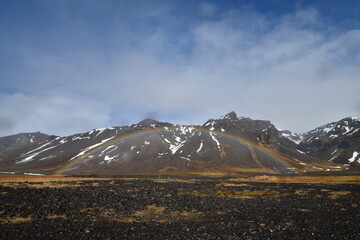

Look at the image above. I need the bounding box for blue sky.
[1,0,360,136]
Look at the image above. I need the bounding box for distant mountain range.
[0,112,359,175]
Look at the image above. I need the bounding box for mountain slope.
[298,116,360,166]
[0,112,352,175]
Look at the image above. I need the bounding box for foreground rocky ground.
[0,176,359,239]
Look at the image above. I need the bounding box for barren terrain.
[0,175,359,239]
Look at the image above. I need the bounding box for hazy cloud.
[0,2,359,136]
[0,93,111,136]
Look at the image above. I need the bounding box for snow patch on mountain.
[180,156,191,161]
[100,154,119,164]
[104,155,115,161]
[331,149,338,156]
[24,173,45,176]
[39,155,56,161]
[279,130,304,144]
[70,136,115,161]
[196,141,203,153]
[296,149,306,154]
[17,145,58,164]
[348,151,359,163]
[100,145,117,155]
[163,138,171,144]
[94,128,107,137]
[72,135,91,141]
[169,140,187,154]
[348,128,359,136]
[209,132,221,151]
[20,138,58,156]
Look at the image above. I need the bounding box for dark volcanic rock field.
[0,177,359,239]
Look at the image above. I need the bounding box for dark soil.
[0,176,359,239]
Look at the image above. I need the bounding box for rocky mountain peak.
[221,111,238,120]
[298,115,360,165]
[137,118,161,127]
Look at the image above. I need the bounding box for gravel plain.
[0,176,359,239]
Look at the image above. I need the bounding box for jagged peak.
[220,111,238,120]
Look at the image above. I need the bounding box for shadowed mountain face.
[0,112,358,175]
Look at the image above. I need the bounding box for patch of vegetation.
[0,216,32,224]
[133,205,204,222]
[184,189,280,199]
[298,209,312,212]
[46,215,67,220]
[229,175,360,184]
[215,190,280,198]
[328,191,351,199]
[294,189,312,196]
[0,182,82,188]
[79,205,204,223]
[150,178,197,184]
[216,182,249,187]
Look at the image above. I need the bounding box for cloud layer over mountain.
[1,0,359,136]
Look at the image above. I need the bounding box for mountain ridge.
[0,112,358,175]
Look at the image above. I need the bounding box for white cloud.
[0,93,111,136]
[1,5,359,136]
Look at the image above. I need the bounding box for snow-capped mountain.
[0,112,356,175]
[298,116,360,166]
[278,130,304,145]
